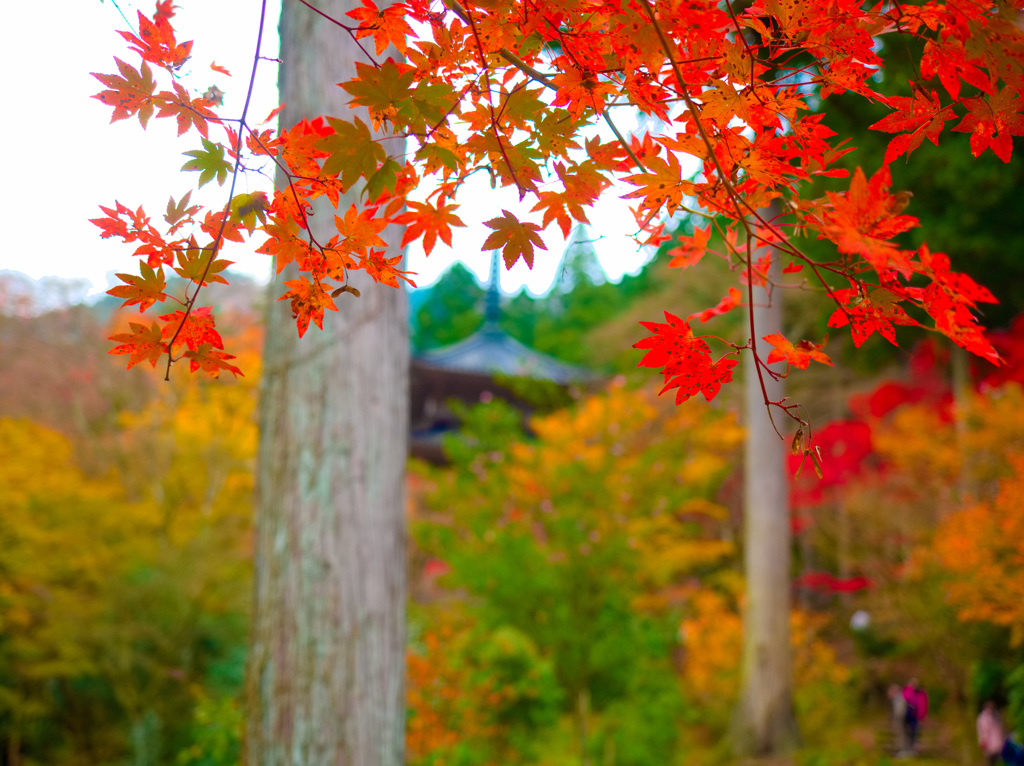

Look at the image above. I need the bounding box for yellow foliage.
[678,579,849,716]
[873,384,1024,497]
[934,452,1024,644]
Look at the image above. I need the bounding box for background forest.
[3,64,1024,762]
[5,181,1024,766]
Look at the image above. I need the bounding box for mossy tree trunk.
[246,2,408,763]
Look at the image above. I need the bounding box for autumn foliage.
[91,0,1022,415]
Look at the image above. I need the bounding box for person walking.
[902,678,929,754]
[978,700,1008,765]
[889,684,909,754]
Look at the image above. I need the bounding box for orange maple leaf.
[668,225,712,270]
[334,204,389,260]
[346,0,412,55]
[762,333,833,370]
[623,151,696,220]
[155,81,218,137]
[91,58,157,127]
[183,343,243,378]
[159,307,224,352]
[481,210,547,269]
[109,321,166,370]
[363,250,416,288]
[551,66,619,120]
[108,262,167,312]
[395,199,466,256]
[278,276,339,337]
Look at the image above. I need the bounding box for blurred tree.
[406,609,561,765]
[412,262,486,351]
[934,450,1024,645]
[0,327,257,764]
[414,380,742,763]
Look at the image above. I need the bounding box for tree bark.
[731,206,800,756]
[246,3,408,764]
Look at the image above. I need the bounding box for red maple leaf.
[668,225,713,270]
[109,321,166,370]
[119,10,192,70]
[634,312,739,404]
[159,307,224,352]
[827,285,917,347]
[689,287,742,323]
[868,89,956,164]
[763,333,833,370]
[820,166,919,275]
[951,88,1024,163]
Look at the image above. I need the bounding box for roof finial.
[485,249,501,325]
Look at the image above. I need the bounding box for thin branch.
[163,0,270,379]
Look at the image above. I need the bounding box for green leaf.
[181,138,231,187]
[405,79,457,132]
[340,59,416,124]
[230,191,269,232]
[319,117,386,190]
[414,143,460,175]
[364,158,402,201]
[174,238,232,286]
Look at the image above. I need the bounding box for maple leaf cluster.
[91,0,1024,401]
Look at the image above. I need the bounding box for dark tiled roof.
[413,322,587,384]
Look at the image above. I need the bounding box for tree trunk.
[731,207,800,757]
[246,3,408,764]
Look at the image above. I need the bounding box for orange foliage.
[89,0,1021,410]
[679,575,850,717]
[934,453,1024,645]
[406,617,499,764]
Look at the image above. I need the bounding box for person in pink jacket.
[977,700,1008,765]
[902,678,929,753]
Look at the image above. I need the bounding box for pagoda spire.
[484,249,501,326]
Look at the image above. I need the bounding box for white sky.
[1,0,654,299]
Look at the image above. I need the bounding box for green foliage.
[412,248,661,366]
[0,334,256,764]
[174,694,243,766]
[412,262,486,351]
[181,138,231,187]
[1006,664,1024,735]
[413,381,743,760]
[596,621,687,766]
